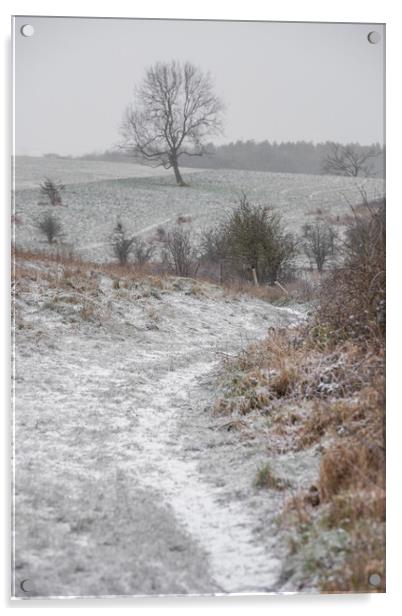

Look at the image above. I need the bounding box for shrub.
[39,178,65,206]
[255,462,290,490]
[155,226,167,242]
[111,221,135,265]
[208,197,386,592]
[132,237,155,265]
[162,227,198,277]
[201,193,296,285]
[200,227,228,263]
[318,199,385,340]
[302,222,337,272]
[36,212,63,244]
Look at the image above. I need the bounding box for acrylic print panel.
[12,16,385,598]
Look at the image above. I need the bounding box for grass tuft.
[255,463,291,491]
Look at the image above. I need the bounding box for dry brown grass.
[79,302,96,321]
[319,441,384,501]
[307,203,373,227]
[278,203,386,591]
[12,248,175,298]
[320,524,386,593]
[212,317,385,592]
[213,389,271,417]
[324,488,385,530]
[214,327,384,419]
[12,247,85,269]
[12,247,159,281]
[216,276,318,304]
[14,240,385,592]
[13,247,317,307]
[221,280,285,303]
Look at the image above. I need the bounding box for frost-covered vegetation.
[13,156,384,264]
[12,157,385,596]
[211,201,385,592]
[12,247,303,596]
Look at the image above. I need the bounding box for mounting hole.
[19,578,33,592]
[367,31,380,44]
[368,572,381,587]
[20,24,34,37]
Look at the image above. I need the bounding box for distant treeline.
[59,140,385,178]
[181,141,385,177]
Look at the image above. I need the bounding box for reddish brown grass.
[212,320,385,591]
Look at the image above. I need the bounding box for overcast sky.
[14,17,385,156]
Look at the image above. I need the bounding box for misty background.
[14,17,385,174]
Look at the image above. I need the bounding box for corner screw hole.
[368,573,381,587]
[20,24,34,37]
[367,31,380,44]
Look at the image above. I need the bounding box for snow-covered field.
[12,258,318,597]
[12,158,384,597]
[13,157,385,262]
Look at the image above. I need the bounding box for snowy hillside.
[13,157,385,263]
[13,254,318,596]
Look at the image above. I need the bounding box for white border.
[2,1,401,614]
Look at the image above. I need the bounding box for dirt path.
[13,272,302,597]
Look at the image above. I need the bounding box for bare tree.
[163,227,198,277]
[322,143,380,177]
[302,222,337,272]
[120,61,225,186]
[39,178,65,206]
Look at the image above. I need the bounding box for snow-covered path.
[13,269,302,597]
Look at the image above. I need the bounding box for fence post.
[251,267,259,287]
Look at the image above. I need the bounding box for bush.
[111,221,135,265]
[318,199,385,340]
[302,222,337,272]
[202,193,296,285]
[208,197,386,593]
[155,226,167,242]
[36,213,63,244]
[131,237,155,265]
[163,227,198,277]
[111,221,155,266]
[200,227,228,263]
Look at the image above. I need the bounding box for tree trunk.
[171,157,187,186]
